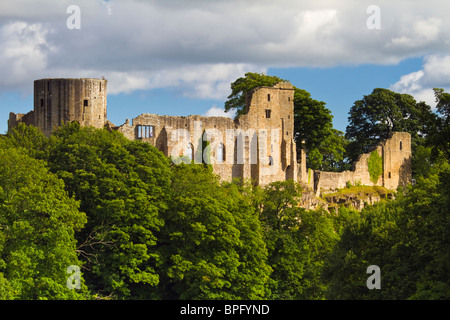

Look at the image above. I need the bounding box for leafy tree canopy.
[0,146,88,299]
[345,88,438,163]
[46,122,172,299]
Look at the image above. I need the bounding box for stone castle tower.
[9,78,107,136]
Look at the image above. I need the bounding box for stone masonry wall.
[9,78,107,137]
[116,82,298,186]
[313,132,412,194]
[34,78,107,136]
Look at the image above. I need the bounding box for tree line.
[0,74,448,299]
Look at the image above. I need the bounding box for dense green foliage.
[323,160,449,299]
[345,88,437,164]
[367,150,383,184]
[0,144,88,299]
[1,82,448,300]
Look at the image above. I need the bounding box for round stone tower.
[33,78,107,136]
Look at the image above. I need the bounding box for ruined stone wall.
[116,83,298,186]
[310,146,383,194]
[8,111,34,132]
[314,132,412,194]
[117,113,237,182]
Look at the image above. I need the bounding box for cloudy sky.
[1,0,449,133]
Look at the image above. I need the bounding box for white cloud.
[390,54,450,107]
[388,17,442,51]
[0,21,55,90]
[1,0,450,95]
[202,105,235,118]
[391,70,425,93]
[104,63,266,99]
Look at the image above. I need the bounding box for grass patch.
[323,185,393,201]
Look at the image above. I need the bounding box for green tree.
[429,88,450,160]
[293,88,333,149]
[258,180,337,299]
[296,208,339,299]
[345,88,437,163]
[46,123,172,299]
[434,88,450,121]
[323,159,450,299]
[4,122,49,159]
[157,165,271,299]
[294,88,349,171]
[0,146,88,299]
[367,150,382,183]
[318,129,349,172]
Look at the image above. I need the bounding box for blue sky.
[0,1,449,134]
[269,58,425,132]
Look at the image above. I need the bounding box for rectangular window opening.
[136,125,155,139]
[83,100,89,107]
[265,109,271,118]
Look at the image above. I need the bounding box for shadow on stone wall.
[398,156,412,187]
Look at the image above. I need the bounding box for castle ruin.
[8,78,412,192]
[9,78,107,137]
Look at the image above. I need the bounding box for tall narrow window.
[268,156,273,166]
[400,141,403,150]
[99,83,102,92]
[217,143,225,163]
[40,99,44,107]
[265,109,271,118]
[268,94,271,101]
[84,100,88,107]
